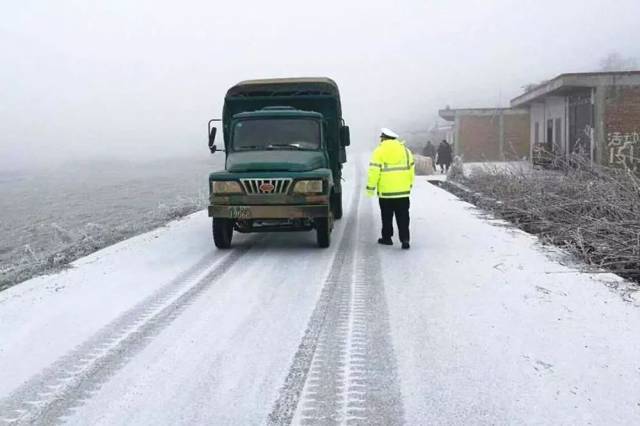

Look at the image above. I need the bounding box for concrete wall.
[603,86,640,172]
[530,103,544,159]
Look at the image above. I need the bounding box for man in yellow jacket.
[367,128,415,249]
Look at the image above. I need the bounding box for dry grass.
[454,156,640,283]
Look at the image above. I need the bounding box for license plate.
[229,206,251,219]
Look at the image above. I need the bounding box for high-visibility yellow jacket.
[367,139,415,198]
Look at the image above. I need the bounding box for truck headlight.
[211,181,243,194]
[293,180,323,194]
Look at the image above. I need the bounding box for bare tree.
[521,80,549,93]
[599,51,638,72]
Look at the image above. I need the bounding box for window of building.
[546,119,553,148]
[535,122,540,144]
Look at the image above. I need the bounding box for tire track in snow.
[268,182,404,425]
[340,196,404,425]
[0,242,256,425]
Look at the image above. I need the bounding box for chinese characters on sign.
[608,131,640,172]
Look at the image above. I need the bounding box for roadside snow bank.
[448,158,640,285]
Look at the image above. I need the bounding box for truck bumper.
[208,204,330,219]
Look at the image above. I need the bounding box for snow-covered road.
[1,162,639,425]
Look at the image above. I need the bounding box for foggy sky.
[2,0,640,170]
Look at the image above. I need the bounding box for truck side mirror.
[340,126,350,147]
[208,127,217,153]
[208,118,222,154]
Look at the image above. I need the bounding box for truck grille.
[240,178,293,195]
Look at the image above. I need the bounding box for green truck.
[207,77,350,249]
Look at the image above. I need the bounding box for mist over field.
[2,0,640,170]
[0,156,224,289]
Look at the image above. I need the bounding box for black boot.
[401,241,410,250]
[378,238,393,245]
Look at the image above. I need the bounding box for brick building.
[510,71,640,171]
[438,108,530,162]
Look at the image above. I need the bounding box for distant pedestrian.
[437,139,452,173]
[422,140,436,163]
[367,128,415,250]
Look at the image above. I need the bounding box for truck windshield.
[233,119,321,151]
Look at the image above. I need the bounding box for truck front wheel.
[212,218,233,249]
[331,192,343,220]
[315,217,331,248]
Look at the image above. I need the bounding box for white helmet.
[380,127,399,139]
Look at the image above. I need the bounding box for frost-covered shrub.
[447,155,465,180]
[460,155,640,283]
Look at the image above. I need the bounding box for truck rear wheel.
[212,218,233,249]
[316,217,331,248]
[331,192,343,220]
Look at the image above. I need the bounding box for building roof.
[438,107,529,122]
[511,71,640,107]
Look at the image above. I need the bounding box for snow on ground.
[422,160,533,181]
[384,178,640,425]
[0,160,638,425]
[0,209,216,398]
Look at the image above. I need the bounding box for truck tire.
[331,192,343,220]
[212,218,233,249]
[315,217,331,248]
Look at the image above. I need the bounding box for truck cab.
[207,78,350,248]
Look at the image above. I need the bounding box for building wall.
[458,115,500,161]
[603,86,640,172]
[529,97,568,157]
[530,103,545,145]
[503,113,530,160]
[457,111,529,162]
[546,97,567,155]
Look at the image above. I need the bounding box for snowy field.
[0,156,223,290]
[0,159,638,425]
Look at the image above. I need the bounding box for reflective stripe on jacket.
[366,139,415,198]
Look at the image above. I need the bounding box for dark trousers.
[378,197,410,242]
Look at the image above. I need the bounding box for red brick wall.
[503,114,530,160]
[457,113,530,162]
[458,116,500,161]
[604,86,640,172]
